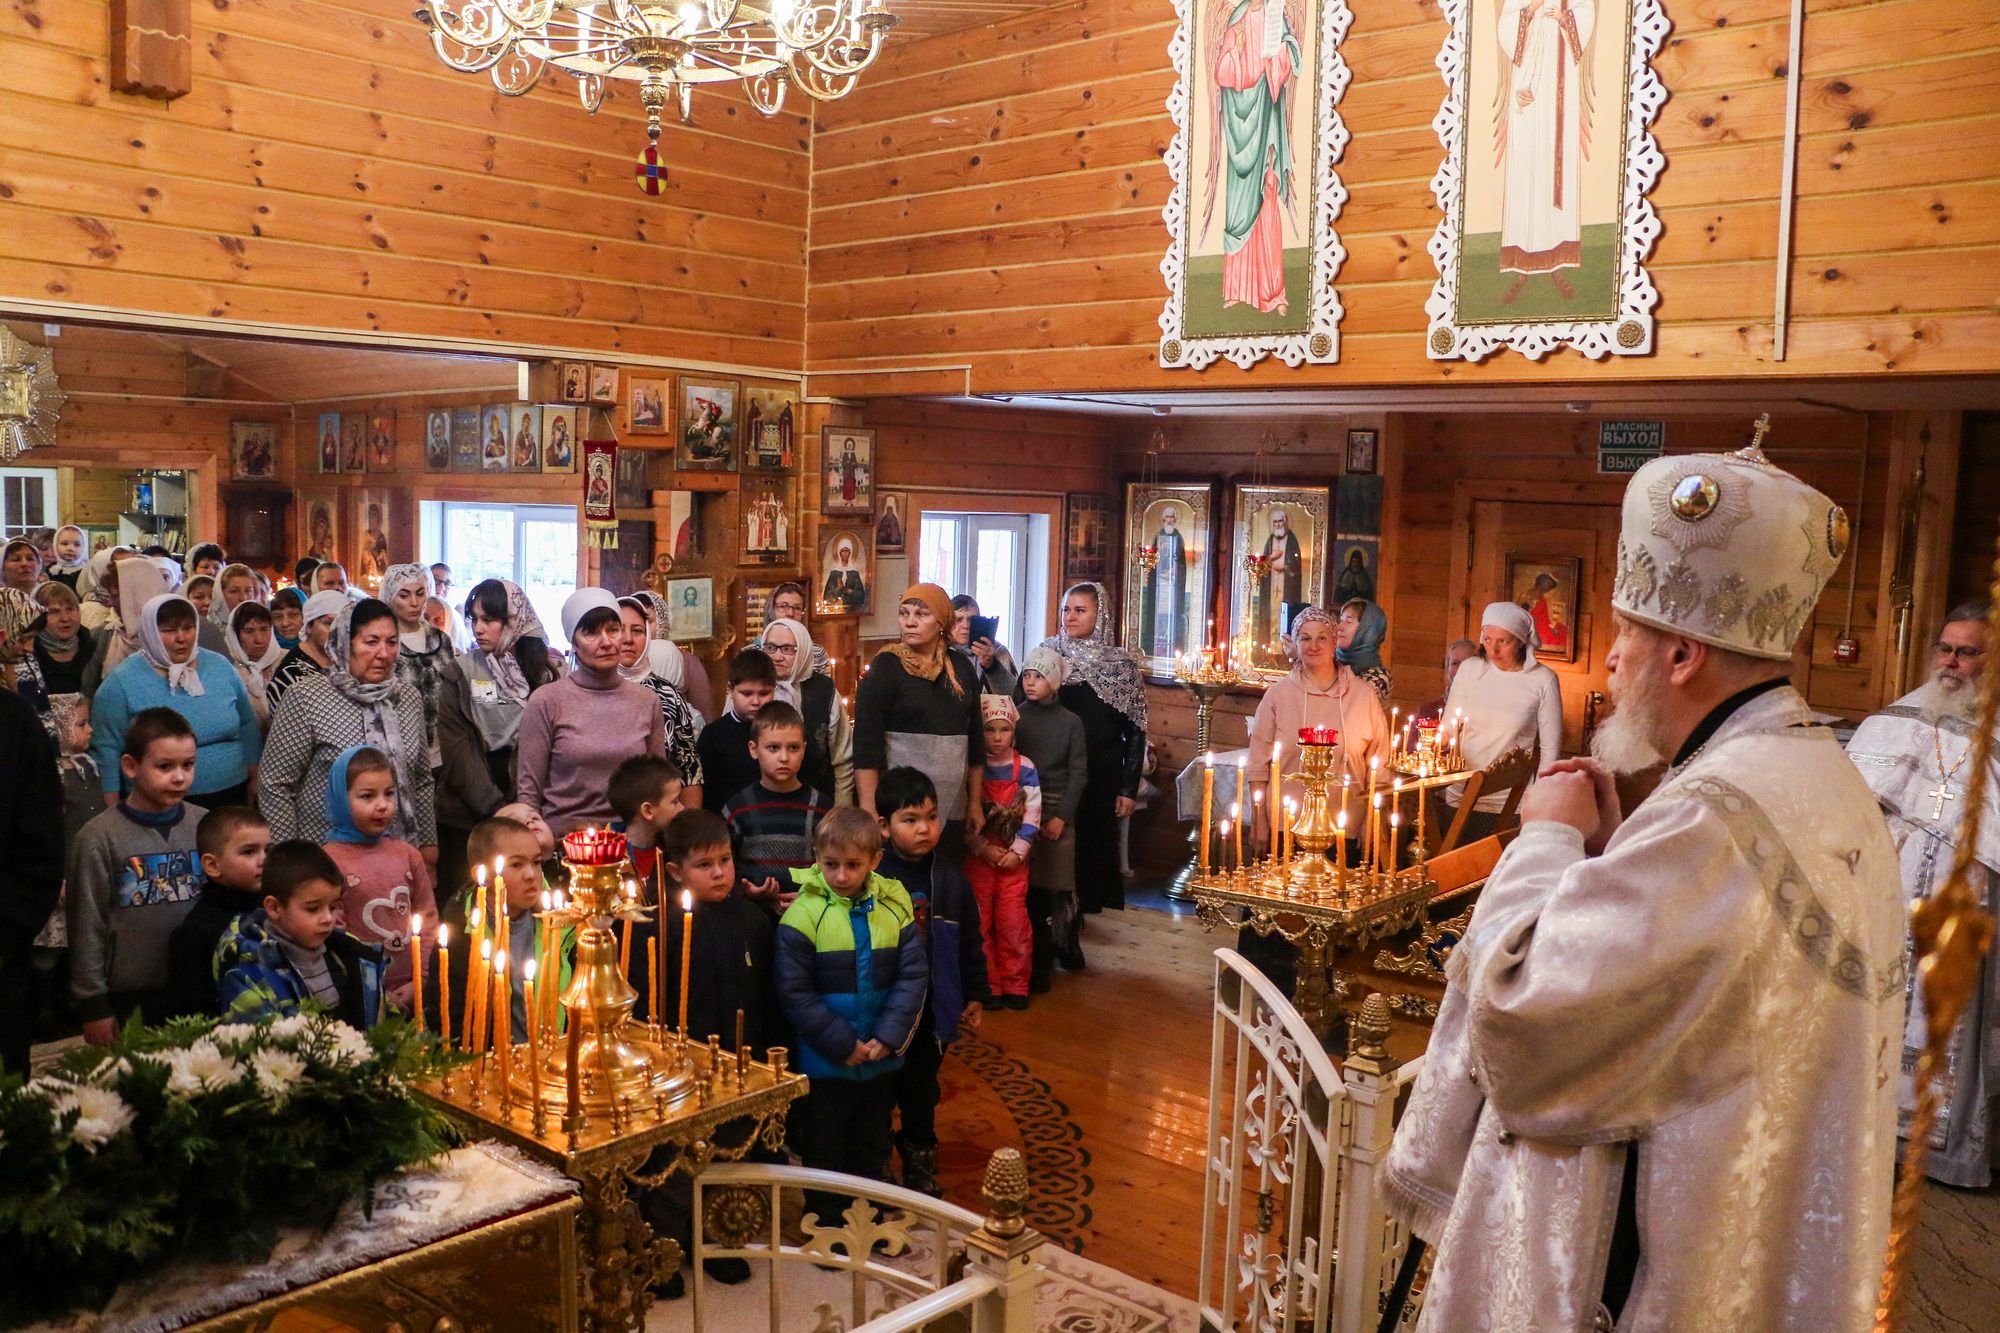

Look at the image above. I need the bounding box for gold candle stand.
[416,844,807,1332]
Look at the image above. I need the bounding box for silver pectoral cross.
[1926,782,1957,821]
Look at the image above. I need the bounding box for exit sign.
[1598,421,1666,474]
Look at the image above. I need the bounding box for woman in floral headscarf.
[1032,582,1147,913]
[260,598,436,865]
[0,587,51,715]
[381,563,454,770]
[434,578,564,893]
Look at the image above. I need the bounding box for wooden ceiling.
[884,0,1054,39]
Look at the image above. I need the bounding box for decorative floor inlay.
[948,1033,1095,1253]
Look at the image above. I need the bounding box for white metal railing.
[692,1156,1043,1333]
[1200,948,1426,1332]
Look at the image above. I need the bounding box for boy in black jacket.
[873,766,989,1196]
[165,806,270,1017]
[695,649,777,814]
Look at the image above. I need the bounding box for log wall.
[0,0,809,370]
[806,0,2000,395]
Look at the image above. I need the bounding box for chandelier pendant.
[414,0,900,195]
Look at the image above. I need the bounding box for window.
[421,501,579,648]
[0,467,57,539]
[916,511,1050,652]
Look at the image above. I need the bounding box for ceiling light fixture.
[414,0,899,193]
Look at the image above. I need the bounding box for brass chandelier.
[414,0,898,189]
[0,329,63,463]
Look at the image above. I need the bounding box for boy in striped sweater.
[724,701,831,912]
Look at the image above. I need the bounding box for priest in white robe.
[1385,442,1904,1332]
[1847,601,1999,1188]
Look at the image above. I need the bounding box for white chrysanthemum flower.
[269,1014,314,1043]
[165,1040,244,1097]
[250,1048,308,1102]
[315,1022,373,1069]
[50,1085,134,1152]
[212,1023,259,1049]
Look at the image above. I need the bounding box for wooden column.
[109,0,192,102]
[1872,410,1964,705]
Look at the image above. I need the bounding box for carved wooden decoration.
[110,0,192,103]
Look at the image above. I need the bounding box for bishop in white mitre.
[1847,601,1999,1188]
[1385,442,1904,1332]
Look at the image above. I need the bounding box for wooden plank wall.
[10,324,278,543]
[806,0,2000,394]
[0,0,809,369]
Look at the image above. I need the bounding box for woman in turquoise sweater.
[90,593,261,807]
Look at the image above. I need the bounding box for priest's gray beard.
[1917,669,1980,726]
[1592,649,1668,775]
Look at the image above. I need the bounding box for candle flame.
[1204,751,1215,768]
[1229,801,1240,819]
[410,913,422,935]
[681,889,693,911]
[494,948,507,969]
[475,865,487,885]
[437,924,450,947]
[494,855,505,876]
[1337,811,1347,830]
[480,937,492,960]
[524,958,537,981]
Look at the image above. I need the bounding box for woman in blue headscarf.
[1336,598,1391,705]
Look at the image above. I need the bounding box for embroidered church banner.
[1159,0,1352,371]
[1424,0,1670,361]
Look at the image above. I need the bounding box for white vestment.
[1385,687,1904,1332]
[1496,0,1595,273]
[1847,691,2000,1187]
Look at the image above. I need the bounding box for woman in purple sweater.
[516,589,664,834]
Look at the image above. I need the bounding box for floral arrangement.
[0,1012,464,1324]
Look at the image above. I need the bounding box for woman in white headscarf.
[760,614,854,804]
[628,588,711,722]
[616,594,705,807]
[225,598,286,727]
[1437,599,1564,841]
[91,591,261,807]
[260,597,436,864]
[75,547,130,635]
[85,554,171,693]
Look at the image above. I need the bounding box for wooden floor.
[932,898,1217,1301]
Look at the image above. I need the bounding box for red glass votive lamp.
[1297,725,1339,747]
[563,826,628,866]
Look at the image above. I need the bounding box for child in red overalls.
[965,696,1042,1009]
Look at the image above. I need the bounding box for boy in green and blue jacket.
[775,807,929,1215]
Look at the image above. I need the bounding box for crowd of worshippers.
[0,529,1149,1268]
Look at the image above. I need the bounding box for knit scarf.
[895,639,964,697]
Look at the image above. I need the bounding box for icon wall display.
[1503,553,1584,663]
[478,405,511,472]
[229,420,278,481]
[1158,0,1354,370]
[558,361,589,403]
[1229,483,1329,682]
[1123,483,1214,678]
[315,412,343,474]
[740,474,797,564]
[626,375,670,435]
[874,490,908,555]
[1424,0,1670,360]
[424,410,452,472]
[667,576,716,641]
[351,489,393,587]
[1064,493,1114,585]
[340,415,367,474]
[367,414,396,472]
[742,381,800,471]
[449,408,480,472]
[677,378,739,472]
[542,406,580,473]
[816,525,874,617]
[819,426,874,518]
[588,364,618,404]
[299,488,341,565]
[509,406,542,473]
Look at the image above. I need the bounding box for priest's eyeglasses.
[1932,642,1986,661]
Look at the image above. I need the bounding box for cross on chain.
[1927,781,1957,821]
